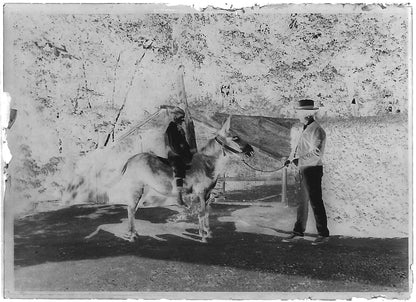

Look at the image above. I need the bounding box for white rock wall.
[320,115,409,237]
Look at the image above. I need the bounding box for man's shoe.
[282,234,303,243]
[311,235,329,245]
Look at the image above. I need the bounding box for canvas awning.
[114,107,298,160]
[194,112,298,160]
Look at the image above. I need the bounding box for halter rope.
[214,136,286,173]
[241,158,286,173]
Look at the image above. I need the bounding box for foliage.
[4,7,409,211]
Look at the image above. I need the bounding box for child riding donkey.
[164,107,194,208]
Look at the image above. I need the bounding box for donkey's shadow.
[85,217,202,242]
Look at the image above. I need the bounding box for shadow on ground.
[14,202,408,292]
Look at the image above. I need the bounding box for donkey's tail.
[121,161,129,175]
[121,154,143,175]
[121,155,137,175]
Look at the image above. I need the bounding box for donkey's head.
[215,116,254,157]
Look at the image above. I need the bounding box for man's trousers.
[293,165,330,237]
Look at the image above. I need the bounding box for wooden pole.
[222,172,226,194]
[281,166,288,206]
[178,65,197,153]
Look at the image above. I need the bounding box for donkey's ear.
[218,115,232,135]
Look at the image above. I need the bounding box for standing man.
[165,107,193,207]
[283,99,330,245]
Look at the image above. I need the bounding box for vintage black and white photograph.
[1,1,412,300]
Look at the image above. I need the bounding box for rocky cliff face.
[321,115,408,237]
[3,4,410,237]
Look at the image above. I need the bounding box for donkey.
[64,116,253,243]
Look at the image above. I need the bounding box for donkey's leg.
[123,204,138,242]
[202,190,215,239]
[123,188,144,242]
[198,193,207,243]
[204,202,212,239]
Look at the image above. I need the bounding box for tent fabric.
[211,113,298,159]
[126,109,298,160]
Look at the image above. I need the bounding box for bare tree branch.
[111,52,122,107]
[104,42,153,147]
[81,62,92,109]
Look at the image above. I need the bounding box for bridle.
[214,136,243,155]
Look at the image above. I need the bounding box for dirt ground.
[10,186,409,299]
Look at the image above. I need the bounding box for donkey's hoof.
[121,231,138,242]
[201,237,208,243]
[199,230,212,240]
